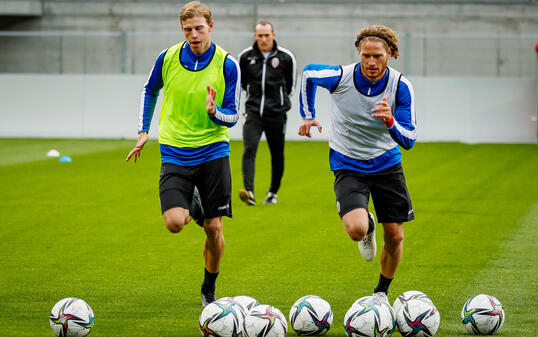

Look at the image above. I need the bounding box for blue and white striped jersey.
[300,62,416,173]
[138,42,241,166]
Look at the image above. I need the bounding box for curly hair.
[355,25,399,59]
[180,1,212,26]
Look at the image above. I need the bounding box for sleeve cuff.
[384,116,395,128]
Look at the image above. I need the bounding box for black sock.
[367,212,375,234]
[374,273,393,294]
[201,268,219,293]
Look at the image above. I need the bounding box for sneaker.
[201,289,216,307]
[263,192,277,204]
[239,189,256,206]
[373,292,389,304]
[191,187,205,227]
[358,212,377,262]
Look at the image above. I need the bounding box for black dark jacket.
[239,40,296,125]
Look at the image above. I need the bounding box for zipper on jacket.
[279,85,284,106]
[194,55,199,71]
[260,60,267,116]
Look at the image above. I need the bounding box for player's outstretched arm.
[298,119,323,138]
[126,132,148,163]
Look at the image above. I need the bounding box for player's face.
[254,24,275,53]
[182,15,213,54]
[359,40,392,82]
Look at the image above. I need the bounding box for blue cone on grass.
[58,155,72,163]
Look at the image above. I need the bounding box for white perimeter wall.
[0,74,536,143]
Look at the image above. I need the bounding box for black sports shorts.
[159,156,232,219]
[333,163,414,223]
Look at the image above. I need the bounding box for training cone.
[58,155,72,163]
[47,149,60,157]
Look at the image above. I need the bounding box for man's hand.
[298,119,323,138]
[126,132,148,163]
[371,96,394,127]
[206,85,216,115]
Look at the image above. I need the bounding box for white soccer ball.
[49,297,94,337]
[243,304,287,337]
[461,294,505,335]
[289,295,333,335]
[344,296,395,337]
[199,297,245,337]
[393,290,434,316]
[350,295,376,307]
[233,295,260,313]
[396,298,440,337]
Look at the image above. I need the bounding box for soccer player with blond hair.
[126,1,240,307]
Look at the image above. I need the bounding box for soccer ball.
[289,295,333,335]
[49,297,94,337]
[396,298,440,337]
[350,295,376,307]
[393,290,433,316]
[344,296,395,337]
[234,295,260,313]
[461,294,505,335]
[199,297,245,337]
[243,304,287,337]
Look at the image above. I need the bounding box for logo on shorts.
[408,209,414,216]
[218,204,230,211]
[336,201,340,213]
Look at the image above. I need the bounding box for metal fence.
[1,30,537,77]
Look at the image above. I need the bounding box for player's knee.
[163,212,187,233]
[204,219,223,238]
[385,231,404,248]
[344,221,367,241]
[165,220,185,233]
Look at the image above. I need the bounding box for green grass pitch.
[0,138,536,336]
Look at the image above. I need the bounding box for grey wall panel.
[0,74,536,143]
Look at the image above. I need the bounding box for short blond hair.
[180,1,212,26]
[355,25,399,59]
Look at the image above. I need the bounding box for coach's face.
[182,15,213,54]
[359,40,391,82]
[254,24,275,53]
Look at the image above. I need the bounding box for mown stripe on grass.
[443,202,538,336]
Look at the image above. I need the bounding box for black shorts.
[159,157,232,219]
[333,163,414,223]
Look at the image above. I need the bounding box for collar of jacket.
[252,39,279,59]
[355,62,390,96]
[181,42,216,70]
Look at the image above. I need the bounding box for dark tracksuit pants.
[241,117,285,194]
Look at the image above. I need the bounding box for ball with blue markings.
[289,295,333,336]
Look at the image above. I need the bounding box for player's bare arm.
[206,85,216,115]
[125,131,148,163]
[298,119,323,138]
[371,96,393,126]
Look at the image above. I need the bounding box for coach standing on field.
[238,20,296,206]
